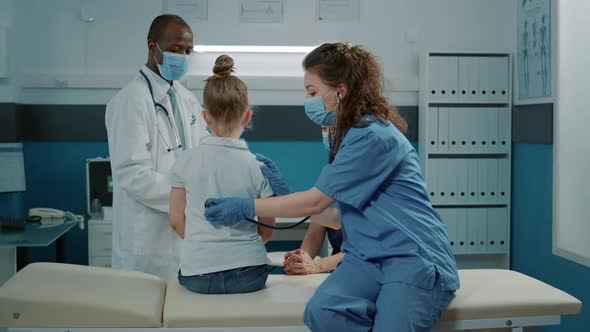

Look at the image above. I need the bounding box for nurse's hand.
[283,249,321,275]
[255,153,292,196]
[204,197,255,226]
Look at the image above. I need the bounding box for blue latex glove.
[204,197,255,226]
[255,153,292,196]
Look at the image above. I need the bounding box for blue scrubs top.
[315,116,460,291]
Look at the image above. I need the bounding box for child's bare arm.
[169,187,186,239]
[257,217,275,244]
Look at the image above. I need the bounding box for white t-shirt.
[170,135,273,276]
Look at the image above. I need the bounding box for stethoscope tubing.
[139,70,182,152]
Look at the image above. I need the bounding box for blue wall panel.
[511,143,589,331]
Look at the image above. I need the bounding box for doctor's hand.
[283,249,321,275]
[255,153,292,196]
[204,197,255,226]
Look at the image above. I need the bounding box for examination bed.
[0,263,581,331]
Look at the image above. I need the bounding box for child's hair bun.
[213,55,234,78]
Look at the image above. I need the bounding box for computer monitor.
[86,158,112,216]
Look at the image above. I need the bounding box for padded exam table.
[0,263,581,331]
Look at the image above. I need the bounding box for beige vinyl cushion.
[0,265,582,328]
[0,263,166,328]
[442,269,582,321]
[163,273,328,327]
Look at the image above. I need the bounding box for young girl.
[169,55,275,294]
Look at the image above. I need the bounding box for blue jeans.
[178,264,270,294]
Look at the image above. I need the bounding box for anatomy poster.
[517,0,551,100]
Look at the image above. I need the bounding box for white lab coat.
[105,65,207,279]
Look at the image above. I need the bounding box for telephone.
[29,208,66,219]
[28,208,85,230]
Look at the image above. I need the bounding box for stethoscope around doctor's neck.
[139,69,183,152]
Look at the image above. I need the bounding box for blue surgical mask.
[155,43,189,81]
[304,90,338,126]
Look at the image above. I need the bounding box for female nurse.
[204,42,459,332]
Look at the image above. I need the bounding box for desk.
[0,219,78,286]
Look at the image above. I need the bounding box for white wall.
[0,0,16,102]
[14,0,516,105]
[553,0,590,267]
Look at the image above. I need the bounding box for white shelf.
[419,51,513,269]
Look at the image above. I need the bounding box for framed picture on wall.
[165,0,208,22]
[239,0,284,23]
[515,0,552,105]
[317,0,360,22]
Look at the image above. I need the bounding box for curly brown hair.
[303,42,407,159]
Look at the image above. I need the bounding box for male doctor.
[105,15,207,279]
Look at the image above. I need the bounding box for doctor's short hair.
[203,55,250,125]
[147,15,190,40]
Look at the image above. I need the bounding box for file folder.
[478,57,492,102]
[438,208,457,254]
[488,108,500,153]
[477,159,489,203]
[459,57,479,102]
[487,159,499,203]
[438,107,450,152]
[498,107,510,153]
[475,208,488,253]
[489,56,510,103]
[467,208,487,254]
[455,208,468,254]
[473,108,486,153]
[468,159,479,203]
[428,107,439,153]
[429,56,458,102]
[456,159,469,203]
[446,159,458,203]
[448,108,460,153]
[427,158,440,204]
[466,109,478,153]
[487,207,509,254]
[498,158,510,203]
[452,108,468,153]
[437,159,450,204]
